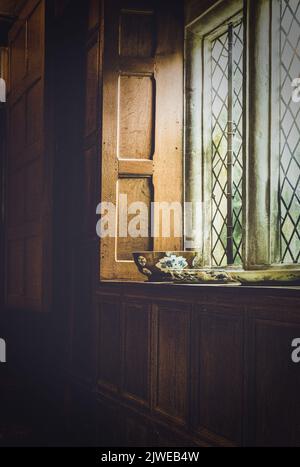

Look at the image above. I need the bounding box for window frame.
[185,0,245,267]
[185,0,300,270]
[271,0,300,265]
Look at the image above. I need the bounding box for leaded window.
[279,0,300,263]
[211,20,244,266]
[186,0,300,271]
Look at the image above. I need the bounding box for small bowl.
[132,251,203,281]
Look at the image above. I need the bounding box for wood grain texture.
[97,300,121,393]
[9,96,26,166]
[101,0,184,280]
[83,147,98,236]
[119,75,154,160]
[26,79,43,150]
[88,0,100,31]
[250,319,300,446]
[93,283,300,447]
[117,177,152,261]
[153,0,183,252]
[195,309,243,445]
[10,24,26,89]
[118,159,154,177]
[119,10,155,58]
[85,41,99,138]
[153,302,190,426]
[5,0,46,311]
[27,1,44,74]
[121,301,151,406]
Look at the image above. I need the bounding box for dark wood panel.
[27,1,44,74]
[67,381,98,446]
[195,310,243,445]
[83,147,98,236]
[71,243,96,382]
[7,170,25,227]
[85,41,99,138]
[251,319,300,447]
[153,423,203,447]
[68,0,102,384]
[89,0,100,31]
[97,397,123,447]
[6,0,47,312]
[9,95,26,165]
[125,413,154,447]
[26,79,43,149]
[153,302,190,426]
[25,159,42,222]
[121,301,151,405]
[54,0,71,18]
[119,10,155,58]
[98,300,120,392]
[24,236,42,303]
[6,239,24,297]
[10,24,26,89]
[93,285,300,447]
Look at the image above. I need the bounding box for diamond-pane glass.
[211,21,244,266]
[280,0,300,263]
[232,22,244,264]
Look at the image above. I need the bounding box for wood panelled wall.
[5,0,50,312]
[88,284,300,447]
[67,0,103,387]
[1,0,97,446]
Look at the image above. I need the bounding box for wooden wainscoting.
[121,300,152,408]
[5,0,50,312]
[68,283,300,447]
[152,301,191,428]
[192,303,244,446]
